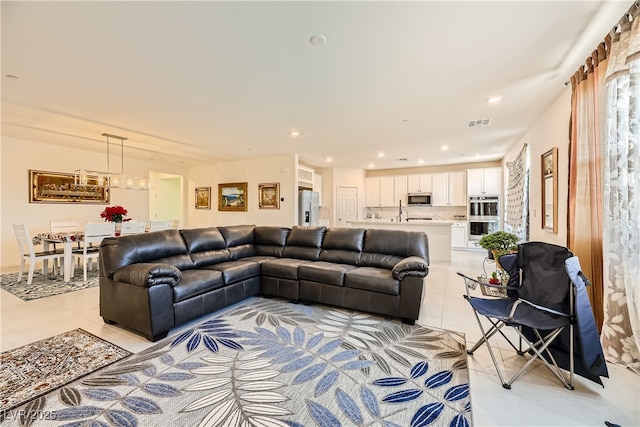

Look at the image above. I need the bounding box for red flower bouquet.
[100,205,128,222]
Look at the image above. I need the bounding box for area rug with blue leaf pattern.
[1,297,472,426]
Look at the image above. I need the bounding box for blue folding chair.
[458,241,608,389]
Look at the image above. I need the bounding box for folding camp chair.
[458,241,608,390]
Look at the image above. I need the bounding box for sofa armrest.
[112,263,182,288]
[392,256,429,280]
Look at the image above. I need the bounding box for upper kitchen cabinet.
[432,172,467,206]
[394,175,408,205]
[467,167,502,196]
[407,174,432,193]
[365,176,396,206]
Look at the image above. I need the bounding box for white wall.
[187,154,298,228]
[503,87,571,246]
[0,137,188,269]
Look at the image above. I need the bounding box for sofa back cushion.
[100,229,192,278]
[219,225,256,259]
[255,226,290,257]
[319,227,364,265]
[181,227,231,267]
[282,226,326,261]
[360,229,429,269]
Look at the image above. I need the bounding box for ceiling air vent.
[395,158,408,162]
[467,118,492,128]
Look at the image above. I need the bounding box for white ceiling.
[1,1,632,170]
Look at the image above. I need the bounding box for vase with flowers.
[100,205,129,223]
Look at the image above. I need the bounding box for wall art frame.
[541,147,558,233]
[29,169,110,204]
[218,182,248,211]
[195,186,211,209]
[258,182,280,209]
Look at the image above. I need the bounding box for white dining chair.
[50,220,79,234]
[120,221,146,235]
[73,222,115,281]
[148,220,171,232]
[13,224,64,285]
[169,219,180,229]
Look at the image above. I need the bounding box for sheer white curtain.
[602,14,640,374]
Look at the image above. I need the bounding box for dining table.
[33,232,84,283]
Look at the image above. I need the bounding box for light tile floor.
[1,250,638,426]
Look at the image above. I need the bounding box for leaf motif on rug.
[1,298,472,427]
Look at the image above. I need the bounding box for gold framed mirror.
[541,147,558,233]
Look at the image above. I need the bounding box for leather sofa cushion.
[255,226,290,257]
[285,226,326,247]
[242,255,278,264]
[181,227,227,252]
[154,254,197,271]
[298,261,356,286]
[181,227,231,267]
[322,228,365,251]
[205,259,260,284]
[261,258,313,280]
[344,267,400,296]
[363,229,429,259]
[173,269,224,302]
[219,225,255,247]
[228,244,255,260]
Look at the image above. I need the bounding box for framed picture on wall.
[195,187,211,209]
[29,170,110,204]
[218,182,247,211]
[258,183,280,209]
[541,147,558,233]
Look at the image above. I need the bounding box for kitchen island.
[347,220,452,262]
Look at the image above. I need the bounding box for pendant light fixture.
[74,133,149,191]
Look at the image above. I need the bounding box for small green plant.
[477,231,519,258]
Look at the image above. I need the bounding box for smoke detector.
[467,118,492,128]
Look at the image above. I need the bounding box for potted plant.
[477,231,519,260]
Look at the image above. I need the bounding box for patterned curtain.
[504,144,529,241]
[602,13,640,374]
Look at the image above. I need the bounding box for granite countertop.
[348,219,454,226]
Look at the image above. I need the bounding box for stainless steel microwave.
[407,193,432,206]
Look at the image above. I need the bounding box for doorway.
[149,172,184,225]
[336,187,358,227]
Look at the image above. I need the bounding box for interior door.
[337,186,358,227]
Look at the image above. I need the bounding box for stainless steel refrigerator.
[298,190,320,226]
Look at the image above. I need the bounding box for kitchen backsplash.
[364,205,467,221]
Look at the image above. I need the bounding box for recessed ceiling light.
[441,145,449,151]
[368,163,375,169]
[377,151,385,158]
[309,34,326,46]
[326,156,333,163]
[488,96,502,103]
[418,158,424,164]
[290,130,301,137]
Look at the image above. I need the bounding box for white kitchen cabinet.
[467,167,502,196]
[451,222,468,249]
[379,176,395,206]
[432,172,467,206]
[365,177,381,206]
[394,175,408,206]
[407,174,432,193]
[366,176,397,206]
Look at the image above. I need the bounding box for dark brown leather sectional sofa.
[98,225,429,341]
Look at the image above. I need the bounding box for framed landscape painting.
[195,187,211,209]
[218,182,247,211]
[258,183,280,209]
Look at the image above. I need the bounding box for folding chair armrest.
[457,272,481,295]
[511,298,570,318]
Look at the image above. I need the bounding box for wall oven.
[468,196,500,242]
